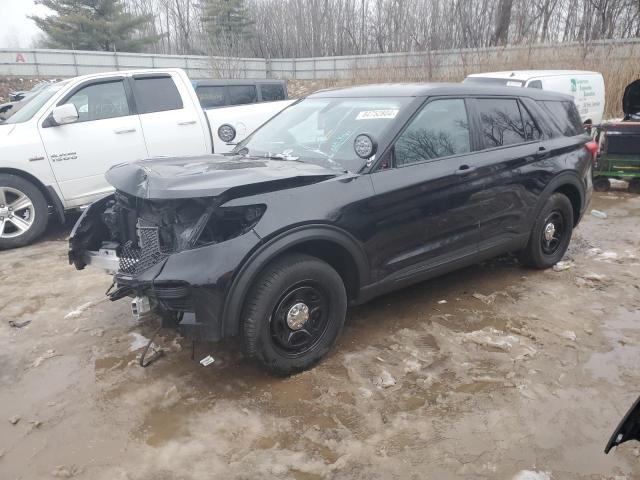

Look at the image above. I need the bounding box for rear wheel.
[628,178,640,194]
[593,176,611,192]
[518,193,574,269]
[0,174,48,249]
[241,253,347,375]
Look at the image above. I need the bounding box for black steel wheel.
[628,178,640,194]
[241,253,347,375]
[518,193,574,269]
[540,210,564,256]
[270,283,331,358]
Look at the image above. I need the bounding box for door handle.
[455,164,476,175]
[114,127,136,134]
[177,120,197,126]
[536,145,549,158]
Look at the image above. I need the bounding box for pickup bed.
[0,68,293,248]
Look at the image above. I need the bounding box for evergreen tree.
[31,0,160,52]
[203,0,254,53]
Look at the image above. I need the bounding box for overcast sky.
[0,0,50,48]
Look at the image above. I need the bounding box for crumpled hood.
[105,154,341,200]
[623,79,640,116]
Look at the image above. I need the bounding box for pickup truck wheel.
[518,193,574,269]
[241,253,347,375]
[0,174,48,249]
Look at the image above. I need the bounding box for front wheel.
[0,174,49,249]
[241,253,347,375]
[628,178,640,194]
[518,193,574,269]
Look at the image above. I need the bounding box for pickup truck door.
[38,77,148,205]
[129,74,209,158]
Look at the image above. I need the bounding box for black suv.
[69,84,595,374]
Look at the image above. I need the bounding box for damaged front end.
[69,190,266,340]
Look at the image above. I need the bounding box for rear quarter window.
[196,85,227,108]
[260,84,285,101]
[228,85,257,105]
[537,100,584,137]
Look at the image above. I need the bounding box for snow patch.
[513,471,552,480]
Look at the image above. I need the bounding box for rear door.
[38,77,147,204]
[367,97,482,282]
[465,96,544,251]
[130,74,209,157]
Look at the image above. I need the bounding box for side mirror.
[52,104,79,126]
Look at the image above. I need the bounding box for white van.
[464,70,605,125]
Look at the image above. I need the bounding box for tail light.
[584,140,598,165]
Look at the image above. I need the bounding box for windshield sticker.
[356,109,399,120]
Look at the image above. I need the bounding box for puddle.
[584,307,640,385]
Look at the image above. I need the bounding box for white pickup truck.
[0,68,294,248]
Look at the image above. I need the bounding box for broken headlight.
[192,204,266,248]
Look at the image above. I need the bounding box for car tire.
[241,253,347,375]
[0,174,49,249]
[518,193,574,269]
[628,178,640,194]
[593,176,611,192]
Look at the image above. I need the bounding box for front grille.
[118,221,170,276]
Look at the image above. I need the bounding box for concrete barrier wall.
[1,38,638,80]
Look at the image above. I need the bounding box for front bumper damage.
[69,193,262,341]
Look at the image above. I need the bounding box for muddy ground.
[1,190,639,480]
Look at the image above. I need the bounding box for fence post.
[33,51,40,77]
[293,58,297,80]
[114,51,119,71]
[265,58,271,78]
[72,50,79,76]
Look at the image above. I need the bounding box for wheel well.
[0,168,64,222]
[282,240,361,301]
[554,183,581,226]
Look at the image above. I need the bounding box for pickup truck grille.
[118,221,170,276]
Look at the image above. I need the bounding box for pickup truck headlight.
[218,124,236,143]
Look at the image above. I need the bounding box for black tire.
[593,176,611,192]
[241,253,347,375]
[518,193,574,269]
[628,178,640,194]
[0,174,49,249]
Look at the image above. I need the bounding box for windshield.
[234,97,412,172]
[4,81,69,125]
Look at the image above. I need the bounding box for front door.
[366,97,482,283]
[39,78,148,205]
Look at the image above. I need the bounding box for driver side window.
[394,98,470,167]
[63,80,130,122]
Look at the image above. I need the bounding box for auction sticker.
[356,109,399,120]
